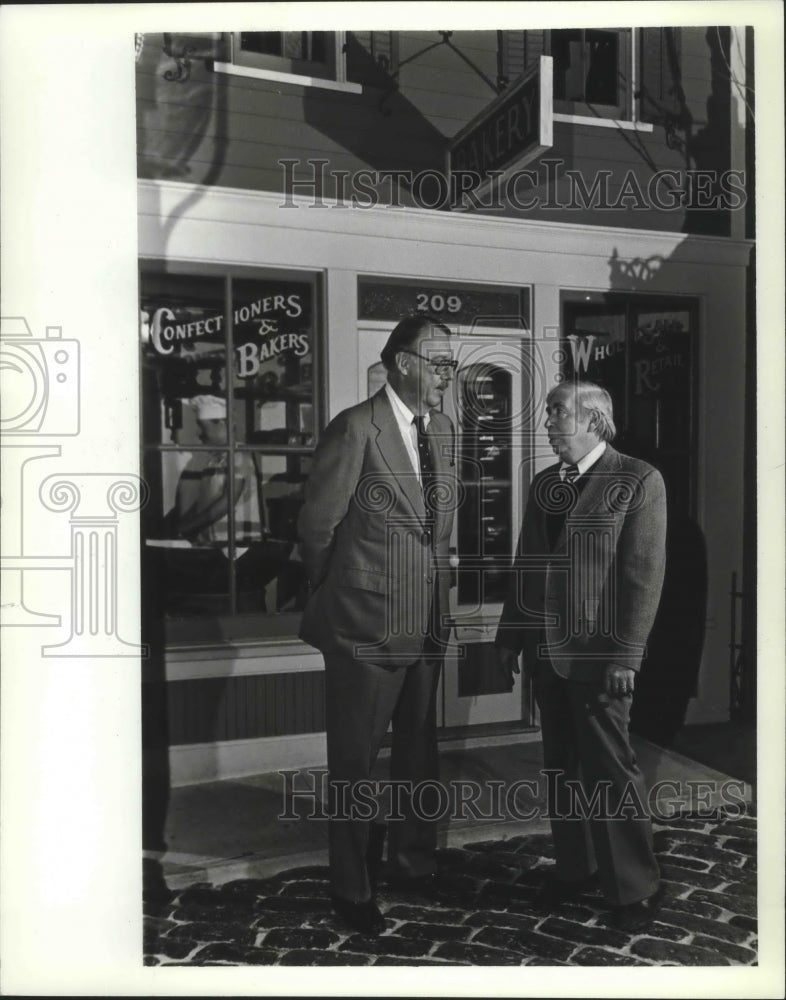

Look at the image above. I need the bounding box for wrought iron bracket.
[162,34,197,83]
[633,86,690,154]
[162,33,225,83]
[378,30,502,116]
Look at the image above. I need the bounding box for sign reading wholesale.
[447,55,553,205]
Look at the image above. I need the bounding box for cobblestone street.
[144,807,757,967]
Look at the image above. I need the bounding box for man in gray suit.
[298,315,457,934]
[496,380,667,932]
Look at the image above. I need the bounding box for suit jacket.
[298,388,456,665]
[496,445,666,680]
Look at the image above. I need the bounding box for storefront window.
[561,293,697,517]
[139,267,320,639]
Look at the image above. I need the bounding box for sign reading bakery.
[447,55,553,204]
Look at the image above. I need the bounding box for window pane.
[306,32,327,63]
[140,270,319,626]
[140,273,227,447]
[552,29,584,102]
[630,308,693,451]
[141,448,312,618]
[142,448,234,617]
[585,30,619,105]
[246,453,312,613]
[231,277,316,447]
[282,32,306,60]
[552,28,620,106]
[457,363,513,606]
[240,32,283,57]
[239,31,329,65]
[562,307,628,428]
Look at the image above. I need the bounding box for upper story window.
[504,28,650,129]
[550,28,631,118]
[232,31,340,82]
[214,30,395,93]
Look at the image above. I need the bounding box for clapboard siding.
[549,124,687,172]
[138,105,446,166]
[137,27,737,231]
[139,120,441,170]
[165,670,326,745]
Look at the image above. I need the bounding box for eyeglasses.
[399,350,458,376]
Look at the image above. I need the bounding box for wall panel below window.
[165,670,326,744]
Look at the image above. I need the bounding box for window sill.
[553,112,654,133]
[212,60,362,94]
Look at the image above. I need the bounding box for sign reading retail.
[447,55,553,205]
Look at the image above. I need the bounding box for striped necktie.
[413,416,436,513]
[563,463,580,484]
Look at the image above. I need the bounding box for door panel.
[357,325,532,728]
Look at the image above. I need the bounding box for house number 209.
[416,293,462,314]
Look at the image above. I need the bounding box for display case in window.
[456,362,513,607]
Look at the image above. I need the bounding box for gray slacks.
[324,651,442,902]
[534,660,660,906]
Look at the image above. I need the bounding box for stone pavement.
[144,806,757,967]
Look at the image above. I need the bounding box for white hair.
[547,381,616,441]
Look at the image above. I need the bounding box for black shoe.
[386,870,442,899]
[607,885,665,933]
[366,823,387,893]
[330,892,386,935]
[537,870,600,905]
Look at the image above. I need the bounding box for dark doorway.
[561,293,706,747]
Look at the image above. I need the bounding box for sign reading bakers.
[447,56,553,207]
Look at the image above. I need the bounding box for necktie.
[413,416,436,514]
[546,464,580,550]
[563,463,580,484]
[413,417,440,648]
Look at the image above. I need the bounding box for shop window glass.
[561,294,696,518]
[140,268,319,639]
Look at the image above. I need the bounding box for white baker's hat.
[190,394,227,420]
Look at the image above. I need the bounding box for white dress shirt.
[560,440,606,480]
[384,381,429,486]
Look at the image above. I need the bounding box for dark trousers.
[324,652,442,903]
[534,661,660,906]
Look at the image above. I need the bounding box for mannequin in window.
[161,395,306,614]
[170,394,262,546]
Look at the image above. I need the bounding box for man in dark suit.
[298,315,457,934]
[495,380,667,932]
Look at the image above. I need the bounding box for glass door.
[561,293,697,517]
[356,321,534,729]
